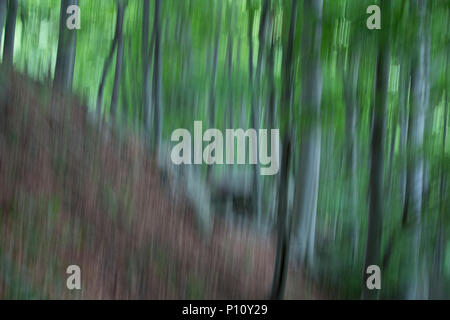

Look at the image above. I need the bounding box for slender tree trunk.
[226,2,234,129]
[403,0,427,300]
[267,15,276,132]
[248,0,268,224]
[245,5,255,214]
[430,3,448,300]
[291,0,323,268]
[0,0,7,59]
[206,0,222,180]
[110,1,126,119]
[270,136,291,299]
[255,0,269,227]
[431,20,448,297]
[399,56,410,208]
[387,96,399,200]
[54,0,78,93]
[142,0,151,131]
[362,0,392,300]
[270,0,298,300]
[344,38,361,265]
[209,0,221,128]
[265,13,276,226]
[143,0,157,136]
[3,0,18,68]
[152,0,162,150]
[97,29,118,117]
[381,48,411,272]
[142,0,150,60]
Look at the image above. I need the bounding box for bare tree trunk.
[247,4,259,222]
[110,1,126,119]
[267,14,276,132]
[0,0,7,59]
[343,33,361,265]
[142,0,150,61]
[270,136,291,299]
[399,56,410,208]
[291,0,323,268]
[152,0,162,150]
[248,0,268,224]
[431,18,448,297]
[270,0,298,300]
[143,0,157,136]
[142,0,151,131]
[209,0,221,128]
[381,46,411,272]
[3,0,18,68]
[362,0,392,300]
[255,0,269,227]
[97,26,119,117]
[403,0,427,300]
[431,35,448,298]
[226,2,234,129]
[54,0,78,93]
[206,0,222,180]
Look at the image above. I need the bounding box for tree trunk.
[270,136,291,299]
[0,0,7,58]
[267,14,276,132]
[226,2,234,129]
[403,0,428,300]
[97,26,118,117]
[291,0,323,268]
[3,0,18,68]
[343,33,361,265]
[209,0,221,127]
[143,0,157,136]
[142,0,151,132]
[110,1,126,119]
[142,0,150,60]
[431,21,448,298]
[399,56,410,208]
[248,0,268,225]
[206,0,222,180]
[247,4,260,223]
[362,0,392,300]
[270,0,298,300]
[152,0,162,150]
[54,0,78,93]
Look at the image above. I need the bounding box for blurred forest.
[0,0,449,299]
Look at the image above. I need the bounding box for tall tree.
[362,0,392,300]
[225,1,234,129]
[270,0,298,300]
[431,12,449,298]
[97,2,123,117]
[152,0,162,150]
[142,0,151,132]
[266,11,276,132]
[247,0,269,224]
[206,0,222,180]
[54,0,78,93]
[291,0,323,268]
[403,0,429,299]
[339,5,362,263]
[208,0,222,129]
[3,0,18,67]
[110,0,127,119]
[0,0,7,58]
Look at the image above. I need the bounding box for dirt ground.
[0,71,324,299]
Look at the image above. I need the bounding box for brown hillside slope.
[0,71,323,299]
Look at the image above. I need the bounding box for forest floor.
[0,71,325,299]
